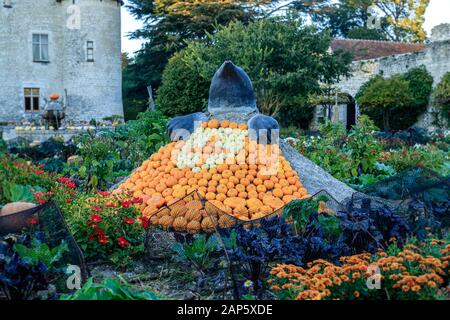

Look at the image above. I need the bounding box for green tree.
[433,72,450,124]
[356,74,413,131]
[122,0,272,119]
[156,17,352,127]
[374,0,429,42]
[290,0,429,42]
[357,66,433,130]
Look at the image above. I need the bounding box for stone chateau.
[0,0,123,124]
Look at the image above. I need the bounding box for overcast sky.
[121,0,450,55]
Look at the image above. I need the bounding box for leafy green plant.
[283,197,326,235]
[60,277,160,300]
[346,116,382,174]
[64,110,168,190]
[14,239,68,272]
[1,181,37,203]
[0,233,67,300]
[68,130,118,191]
[172,234,219,273]
[0,137,6,156]
[317,214,342,239]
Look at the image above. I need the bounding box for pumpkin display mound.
[116,119,310,233]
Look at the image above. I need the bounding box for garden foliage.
[0,233,67,300]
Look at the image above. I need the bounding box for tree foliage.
[357,66,433,130]
[122,0,272,119]
[356,74,413,131]
[156,17,352,127]
[291,0,430,42]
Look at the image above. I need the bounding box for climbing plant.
[433,72,450,124]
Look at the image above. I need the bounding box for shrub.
[155,52,209,117]
[356,75,413,131]
[64,110,169,190]
[156,17,351,126]
[357,67,433,131]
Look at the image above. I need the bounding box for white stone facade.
[0,0,123,123]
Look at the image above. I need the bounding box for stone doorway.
[346,96,356,130]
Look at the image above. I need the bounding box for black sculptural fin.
[247,114,280,145]
[208,61,257,114]
[166,112,208,141]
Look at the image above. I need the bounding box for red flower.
[98,191,110,196]
[95,229,105,236]
[37,199,46,205]
[131,197,143,204]
[123,218,135,225]
[65,199,72,203]
[14,162,26,168]
[121,200,132,208]
[90,214,102,223]
[34,192,43,199]
[27,217,39,225]
[57,177,76,189]
[139,217,149,230]
[92,206,103,212]
[88,235,96,241]
[106,202,117,208]
[117,237,130,248]
[34,169,44,175]
[98,236,109,245]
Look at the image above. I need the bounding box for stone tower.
[0,0,123,123]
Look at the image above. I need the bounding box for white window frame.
[32,34,49,62]
[24,88,41,112]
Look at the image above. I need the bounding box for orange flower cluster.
[116,119,310,232]
[269,240,450,300]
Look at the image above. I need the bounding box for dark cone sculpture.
[208,61,257,115]
[166,112,208,141]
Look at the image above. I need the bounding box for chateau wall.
[0,0,123,123]
[334,25,450,131]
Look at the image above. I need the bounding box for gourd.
[0,202,36,216]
